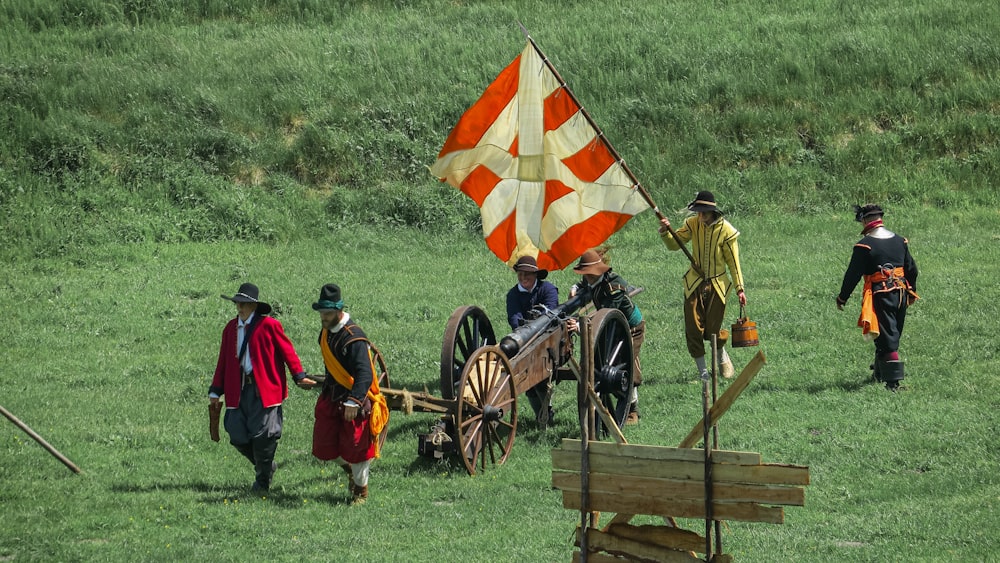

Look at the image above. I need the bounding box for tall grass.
[2,0,998,261]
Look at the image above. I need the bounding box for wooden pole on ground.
[711,335,723,556]
[1,404,82,474]
[579,316,593,563]
[702,365,713,560]
[680,350,767,449]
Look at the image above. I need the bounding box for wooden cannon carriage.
[359,288,640,475]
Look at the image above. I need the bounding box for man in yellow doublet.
[659,191,747,379]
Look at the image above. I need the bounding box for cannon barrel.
[499,290,590,358]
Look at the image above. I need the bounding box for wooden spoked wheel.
[440,305,496,400]
[588,308,635,437]
[455,345,517,475]
[370,343,391,452]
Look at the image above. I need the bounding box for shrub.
[324,181,480,233]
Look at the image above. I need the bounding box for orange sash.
[857,267,919,341]
[320,330,389,458]
[858,280,879,341]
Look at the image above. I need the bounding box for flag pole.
[517,23,702,276]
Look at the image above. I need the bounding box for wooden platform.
[552,439,808,526]
[550,350,810,561]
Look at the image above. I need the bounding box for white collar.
[517,281,537,293]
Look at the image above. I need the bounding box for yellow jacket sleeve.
[661,216,744,299]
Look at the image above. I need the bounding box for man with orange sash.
[837,205,919,390]
[308,283,387,505]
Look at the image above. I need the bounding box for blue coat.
[506,280,559,329]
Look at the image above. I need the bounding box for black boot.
[877,360,904,391]
[870,356,883,382]
[233,443,256,465]
[526,389,543,422]
[251,438,278,490]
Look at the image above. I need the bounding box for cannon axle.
[482,404,505,423]
[595,363,630,398]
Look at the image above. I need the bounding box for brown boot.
[625,403,639,426]
[350,483,368,505]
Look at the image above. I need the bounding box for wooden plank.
[605,523,706,553]
[734,463,809,486]
[585,384,627,445]
[563,490,785,524]
[561,357,628,445]
[577,527,704,562]
[551,449,809,486]
[380,388,451,414]
[571,551,628,563]
[557,438,762,465]
[679,350,767,448]
[553,471,805,506]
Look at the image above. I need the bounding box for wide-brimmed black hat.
[687,190,721,214]
[853,204,884,223]
[221,282,272,315]
[512,256,548,280]
[312,283,344,311]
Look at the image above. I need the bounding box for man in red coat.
[210,283,308,492]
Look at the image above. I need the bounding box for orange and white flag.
[430,42,650,271]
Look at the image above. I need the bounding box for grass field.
[3,209,999,562]
[2,0,999,561]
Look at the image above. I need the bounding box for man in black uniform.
[836,205,919,390]
[568,249,645,424]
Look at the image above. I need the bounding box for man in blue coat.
[506,256,559,424]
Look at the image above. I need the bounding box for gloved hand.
[343,399,361,421]
[208,400,223,442]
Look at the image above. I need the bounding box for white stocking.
[351,459,371,487]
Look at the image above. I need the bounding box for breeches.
[224,384,282,487]
[684,287,727,358]
[224,384,283,444]
[630,321,645,385]
[873,291,908,356]
[312,392,375,464]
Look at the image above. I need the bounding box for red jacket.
[211,315,304,409]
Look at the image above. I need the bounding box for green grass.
[2,0,999,561]
[3,210,999,561]
[2,0,999,261]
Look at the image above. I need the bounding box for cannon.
[497,292,635,430]
[427,287,637,474]
[314,289,639,475]
[497,291,589,359]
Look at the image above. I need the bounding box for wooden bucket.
[731,305,759,348]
